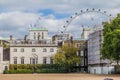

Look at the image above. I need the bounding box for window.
[50,48,54,52]
[79,44,84,49]
[13,48,17,52]
[32,58,35,64]
[30,58,38,64]
[34,32,36,40]
[21,57,24,64]
[80,51,84,56]
[50,57,53,64]
[36,58,38,64]
[30,58,32,64]
[14,57,17,64]
[32,48,36,52]
[43,57,46,64]
[43,48,47,52]
[4,66,8,70]
[42,32,44,39]
[21,48,24,52]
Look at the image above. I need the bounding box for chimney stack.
[10,35,13,41]
[24,35,28,41]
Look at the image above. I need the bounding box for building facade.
[81,27,90,39]
[0,27,58,73]
[88,26,114,74]
[29,27,48,40]
[10,44,57,64]
[52,33,72,46]
[64,39,88,72]
[0,45,9,73]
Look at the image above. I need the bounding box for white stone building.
[9,27,58,65]
[10,44,57,64]
[81,27,90,39]
[0,27,58,73]
[52,33,72,46]
[0,45,9,73]
[29,27,48,40]
[0,45,3,73]
[88,26,114,74]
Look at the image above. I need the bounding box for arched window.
[30,54,38,64]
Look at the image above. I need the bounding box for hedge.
[9,64,64,70]
[3,64,67,74]
[36,69,67,73]
[4,69,34,74]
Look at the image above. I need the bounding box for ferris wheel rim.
[62,8,112,33]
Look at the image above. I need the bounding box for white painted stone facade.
[0,46,9,73]
[29,27,48,40]
[10,44,58,64]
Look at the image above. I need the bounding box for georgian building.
[0,45,9,73]
[9,27,58,65]
[10,44,57,64]
[29,27,48,40]
[0,27,58,73]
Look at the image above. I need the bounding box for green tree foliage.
[54,52,65,66]
[54,45,80,72]
[0,41,9,48]
[101,14,120,65]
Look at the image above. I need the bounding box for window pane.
[32,59,35,64]
[14,58,17,64]
[21,58,24,64]
[32,48,36,52]
[50,57,53,64]
[43,48,47,52]
[43,57,46,64]
[13,49,17,52]
[21,48,24,52]
[50,48,54,52]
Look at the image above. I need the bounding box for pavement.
[0,73,119,80]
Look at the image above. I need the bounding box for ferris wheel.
[62,8,112,34]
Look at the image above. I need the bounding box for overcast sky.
[0,0,120,39]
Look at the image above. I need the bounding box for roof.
[83,27,91,31]
[73,38,87,41]
[9,44,58,47]
[29,27,48,31]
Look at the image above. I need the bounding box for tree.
[54,52,66,70]
[54,45,80,72]
[101,14,120,65]
[54,52,66,65]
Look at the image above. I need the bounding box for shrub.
[8,64,67,73]
[36,69,67,73]
[4,69,34,74]
[9,64,64,70]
